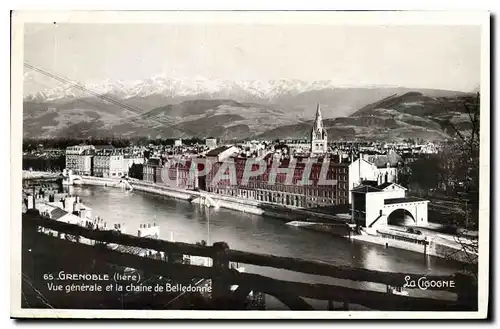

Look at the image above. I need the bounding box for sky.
[23,23,481,94]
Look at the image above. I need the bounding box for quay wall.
[352,232,474,263]
[351,234,428,254]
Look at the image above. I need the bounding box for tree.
[407,155,441,192]
[128,163,144,180]
[445,93,480,228]
[442,93,480,276]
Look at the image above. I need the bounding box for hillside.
[258,92,478,141]
[23,98,304,140]
[22,83,475,140]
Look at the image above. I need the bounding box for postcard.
[10,10,490,319]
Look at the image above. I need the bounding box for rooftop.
[50,207,68,220]
[384,197,427,205]
[351,185,382,193]
[94,145,115,150]
[360,180,379,187]
[376,182,407,190]
[206,145,235,156]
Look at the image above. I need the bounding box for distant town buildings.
[64,145,144,178]
[174,139,183,147]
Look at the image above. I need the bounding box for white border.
[10,10,490,319]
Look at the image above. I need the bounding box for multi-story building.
[65,145,95,175]
[93,151,111,178]
[93,150,127,178]
[205,154,349,208]
[348,150,403,203]
[143,158,162,183]
[142,157,205,190]
[109,153,125,178]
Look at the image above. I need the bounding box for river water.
[66,185,464,310]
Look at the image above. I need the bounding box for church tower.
[310,103,328,154]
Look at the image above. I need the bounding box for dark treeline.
[23,137,208,151]
[128,163,144,180]
[23,155,65,172]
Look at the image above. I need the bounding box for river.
[66,184,464,310]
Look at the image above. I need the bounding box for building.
[205,155,349,208]
[310,104,328,155]
[93,151,111,178]
[351,182,429,229]
[205,145,239,164]
[109,153,125,178]
[205,138,218,150]
[94,145,115,152]
[93,150,127,178]
[143,158,162,183]
[174,139,183,147]
[142,158,202,190]
[348,150,402,203]
[160,160,202,189]
[65,145,95,175]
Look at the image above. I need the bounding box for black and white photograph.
[10,11,490,319]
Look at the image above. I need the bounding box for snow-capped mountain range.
[24,74,390,103]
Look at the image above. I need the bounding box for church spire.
[315,103,322,121]
[310,102,327,155]
[314,103,323,130]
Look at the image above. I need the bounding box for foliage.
[406,155,441,191]
[23,155,65,172]
[23,137,208,151]
[128,163,144,180]
[403,93,480,229]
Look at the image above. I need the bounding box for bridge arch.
[386,208,416,226]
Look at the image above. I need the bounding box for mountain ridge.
[22,78,476,141]
[25,74,469,106]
